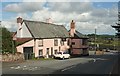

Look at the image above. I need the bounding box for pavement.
[1,51,119,76]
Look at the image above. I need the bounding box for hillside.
[87,34,119,50]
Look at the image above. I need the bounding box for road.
[2,52,119,76]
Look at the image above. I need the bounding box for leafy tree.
[2,27,13,53]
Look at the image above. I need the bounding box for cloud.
[1,0,22,2]
[16,13,30,19]
[3,2,45,13]
[22,0,119,2]
[32,10,86,23]
[47,2,93,13]
[31,5,93,23]
[1,21,17,32]
[22,0,89,2]
[91,8,117,25]
[2,2,118,35]
[75,22,116,35]
[22,0,46,2]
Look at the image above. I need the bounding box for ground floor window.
[83,48,87,51]
[72,42,75,45]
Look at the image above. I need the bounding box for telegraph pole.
[94,26,97,55]
[95,28,97,52]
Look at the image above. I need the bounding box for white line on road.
[93,59,96,62]
[61,65,76,72]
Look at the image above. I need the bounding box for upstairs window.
[38,39,43,47]
[82,39,87,45]
[60,40,64,46]
[72,42,75,45]
[54,39,58,46]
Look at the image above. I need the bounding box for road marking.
[10,67,14,69]
[93,59,96,62]
[14,66,21,69]
[61,65,76,72]
[10,65,40,71]
[91,58,108,62]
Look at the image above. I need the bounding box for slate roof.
[75,30,88,39]
[23,20,69,38]
[68,30,88,38]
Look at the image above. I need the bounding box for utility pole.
[94,28,97,54]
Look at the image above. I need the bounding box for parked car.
[54,51,70,60]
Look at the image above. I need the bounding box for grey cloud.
[3,2,45,13]
[1,21,17,32]
[47,2,93,14]
[2,2,118,35]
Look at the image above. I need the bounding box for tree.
[2,27,13,53]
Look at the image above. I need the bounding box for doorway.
[23,47,33,60]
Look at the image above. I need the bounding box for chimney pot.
[72,20,74,22]
[17,17,22,23]
[46,18,52,23]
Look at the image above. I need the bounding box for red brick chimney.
[70,20,75,29]
[70,20,75,37]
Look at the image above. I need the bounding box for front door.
[39,49,43,57]
[46,48,49,58]
[51,47,53,56]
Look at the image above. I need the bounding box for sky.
[1,0,120,35]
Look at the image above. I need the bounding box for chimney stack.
[46,18,52,24]
[17,17,22,23]
[70,20,75,37]
[17,17,23,38]
[70,20,75,29]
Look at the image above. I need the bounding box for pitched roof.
[23,20,69,38]
[75,30,89,39]
[16,38,33,43]
[16,38,33,46]
[11,32,16,37]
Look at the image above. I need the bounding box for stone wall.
[95,51,104,55]
[1,52,24,62]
